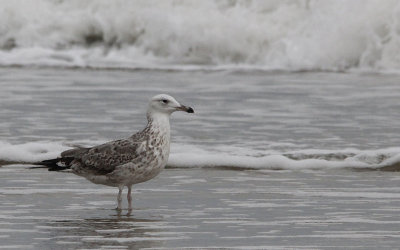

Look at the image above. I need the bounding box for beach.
[2,161,400,249]
[2,0,400,248]
[1,67,400,249]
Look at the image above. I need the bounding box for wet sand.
[1,164,400,249]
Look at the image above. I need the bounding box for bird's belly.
[86,174,117,187]
[109,148,169,186]
[131,163,164,184]
[128,153,168,185]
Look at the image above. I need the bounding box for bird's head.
[147,94,194,117]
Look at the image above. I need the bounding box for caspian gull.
[36,94,194,210]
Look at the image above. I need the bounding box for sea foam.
[1,140,400,171]
[0,0,400,73]
[0,141,69,164]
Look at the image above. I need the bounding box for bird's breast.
[143,127,170,166]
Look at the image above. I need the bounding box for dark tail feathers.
[32,157,74,171]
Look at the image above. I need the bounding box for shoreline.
[1,164,400,249]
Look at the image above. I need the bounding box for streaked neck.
[146,112,171,134]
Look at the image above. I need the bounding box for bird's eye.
[161,99,169,104]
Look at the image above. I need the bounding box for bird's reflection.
[40,209,164,249]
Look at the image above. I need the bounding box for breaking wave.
[1,0,400,72]
[1,140,400,171]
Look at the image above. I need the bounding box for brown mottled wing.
[65,138,144,174]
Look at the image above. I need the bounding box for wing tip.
[32,157,74,171]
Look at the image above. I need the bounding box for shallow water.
[1,67,400,248]
[2,67,400,150]
[2,164,400,249]
[1,67,400,169]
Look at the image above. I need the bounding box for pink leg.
[117,186,123,210]
[127,185,133,210]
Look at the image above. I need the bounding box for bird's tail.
[31,157,74,171]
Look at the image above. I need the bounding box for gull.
[36,94,194,210]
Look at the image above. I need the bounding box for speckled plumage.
[39,94,194,210]
[65,115,170,187]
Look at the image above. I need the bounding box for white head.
[147,94,194,117]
